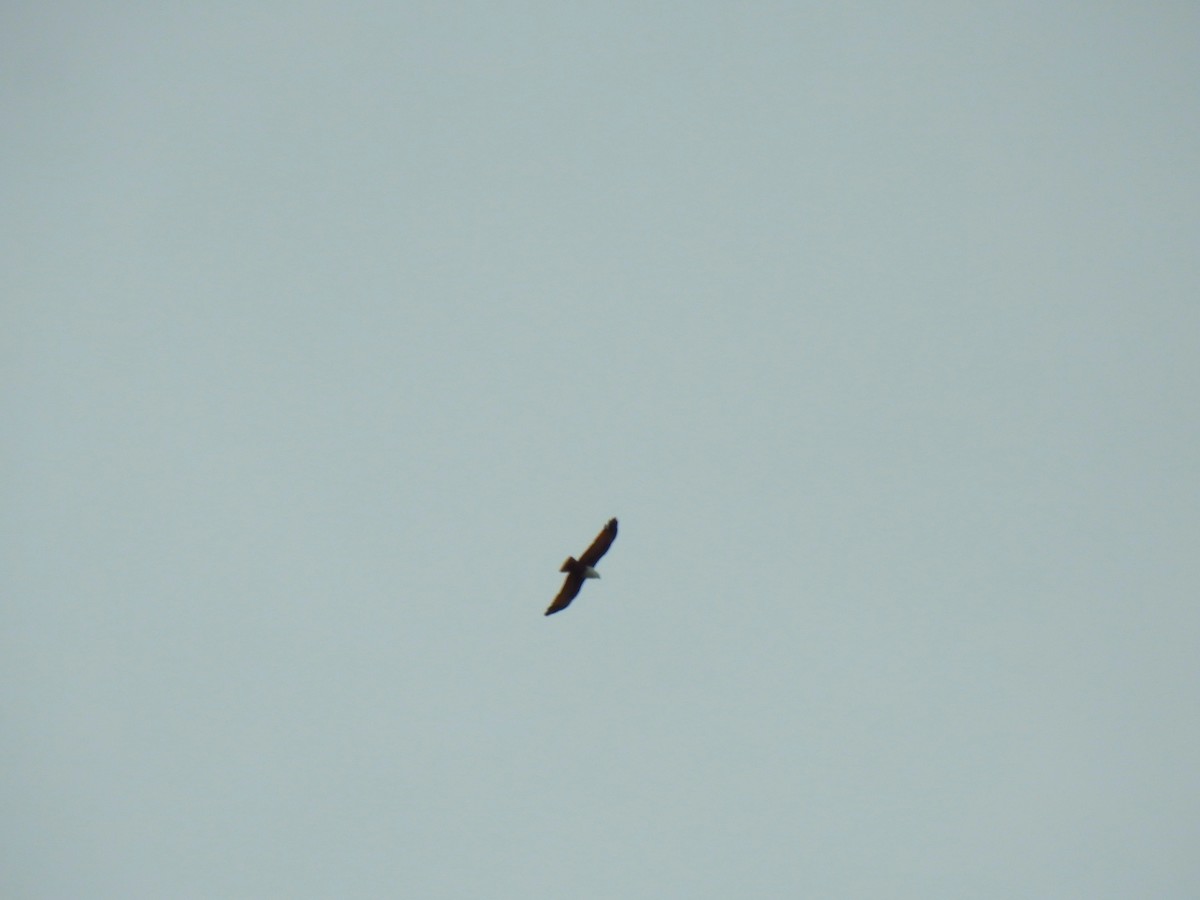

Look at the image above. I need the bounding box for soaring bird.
[544,518,618,616]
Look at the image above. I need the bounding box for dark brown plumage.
[544,518,618,616]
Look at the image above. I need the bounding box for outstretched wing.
[578,518,618,567]
[545,571,583,616]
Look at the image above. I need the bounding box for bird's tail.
[559,556,577,573]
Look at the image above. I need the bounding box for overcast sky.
[5,3,1199,897]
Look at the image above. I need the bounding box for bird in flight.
[544,518,618,616]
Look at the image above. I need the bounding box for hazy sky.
[5,3,1199,897]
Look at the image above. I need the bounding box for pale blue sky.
[5,3,1199,897]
